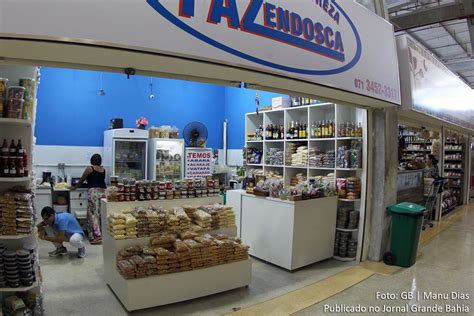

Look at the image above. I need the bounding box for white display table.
[230,192,338,270]
[100,197,252,311]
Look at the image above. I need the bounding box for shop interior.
[0,64,373,314]
[397,123,471,222]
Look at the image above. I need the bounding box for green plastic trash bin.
[384,202,426,267]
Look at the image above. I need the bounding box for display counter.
[397,169,424,205]
[100,196,252,311]
[228,191,338,270]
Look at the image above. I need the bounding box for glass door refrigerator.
[103,129,148,182]
[148,139,185,181]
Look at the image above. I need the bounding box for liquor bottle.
[287,123,291,139]
[273,125,279,139]
[328,120,333,138]
[320,121,325,138]
[280,125,284,139]
[358,122,363,137]
[16,140,23,157]
[303,123,307,138]
[316,121,321,138]
[1,139,8,177]
[8,140,16,177]
[16,156,24,177]
[23,150,29,177]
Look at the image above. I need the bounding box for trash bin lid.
[388,202,425,215]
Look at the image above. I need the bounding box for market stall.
[1,0,404,311]
[397,34,474,219]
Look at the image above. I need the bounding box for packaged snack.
[7,86,25,100]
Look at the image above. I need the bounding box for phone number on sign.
[354,78,399,102]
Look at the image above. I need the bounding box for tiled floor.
[38,202,473,315]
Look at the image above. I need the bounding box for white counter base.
[240,194,338,270]
[107,258,251,311]
[101,198,251,311]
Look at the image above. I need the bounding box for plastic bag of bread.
[142,255,157,264]
[117,260,136,273]
[183,239,202,249]
[150,234,176,246]
[173,240,189,252]
[180,231,199,240]
[141,246,155,256]
[153,247,170,257]
[129,255,145,266]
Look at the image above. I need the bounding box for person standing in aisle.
[37,207,86,258]
[424,154,440,179]
[71,153,106,245]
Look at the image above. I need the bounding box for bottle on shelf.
[23,150,29,177]
[1,139,9,177]
[286,123,291,139]
[328,120,333,137]
[8,139,17,178]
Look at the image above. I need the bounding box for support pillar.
[366,107,398,261]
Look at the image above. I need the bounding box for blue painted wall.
[35,68,284,150]
[36,68,225,148]
[224,87,282,149]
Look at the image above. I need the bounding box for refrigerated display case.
[148,139,185,181]
[103,129,148,181]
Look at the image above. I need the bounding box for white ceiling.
[388,0,474,88]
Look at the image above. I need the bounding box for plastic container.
[6,98,24,119]
[0,78,8,98]
[384,202,425,267]
[7,86,25,100]
[19,78,36,100]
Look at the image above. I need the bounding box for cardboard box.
[272,96,290,109]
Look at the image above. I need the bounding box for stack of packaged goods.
[108,213,127,240]
[309,147,335,168]
[117,245,157,279]
[198,205,219,230]
[184,239,205,269]
[173,207,191,232]
[347,211,360,229]
[336,208,350,228]
[216,205,236,228]
[116,234,249,279]
[336,141,362,169]
[265,148,284,166]
[147,210,164,236]
[133,209,150,238]
[124,214,137,238]
[173,240,192,272]
[346,177,361,200]
[182,205,197,218]
[192,210,212,231]
[246,148,262,165]
[0,191,34,236]
[285,143,297,166]
[166,213,180,234]
[1,249,36,288]
[308,148,320,167]
[153,247,171,275]
[15,193,34,236]
[334,231,351,258]
[195,235,219,267]
[290,173,307,187]
[291,146,308,166]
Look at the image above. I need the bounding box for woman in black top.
[72,154,106,244]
